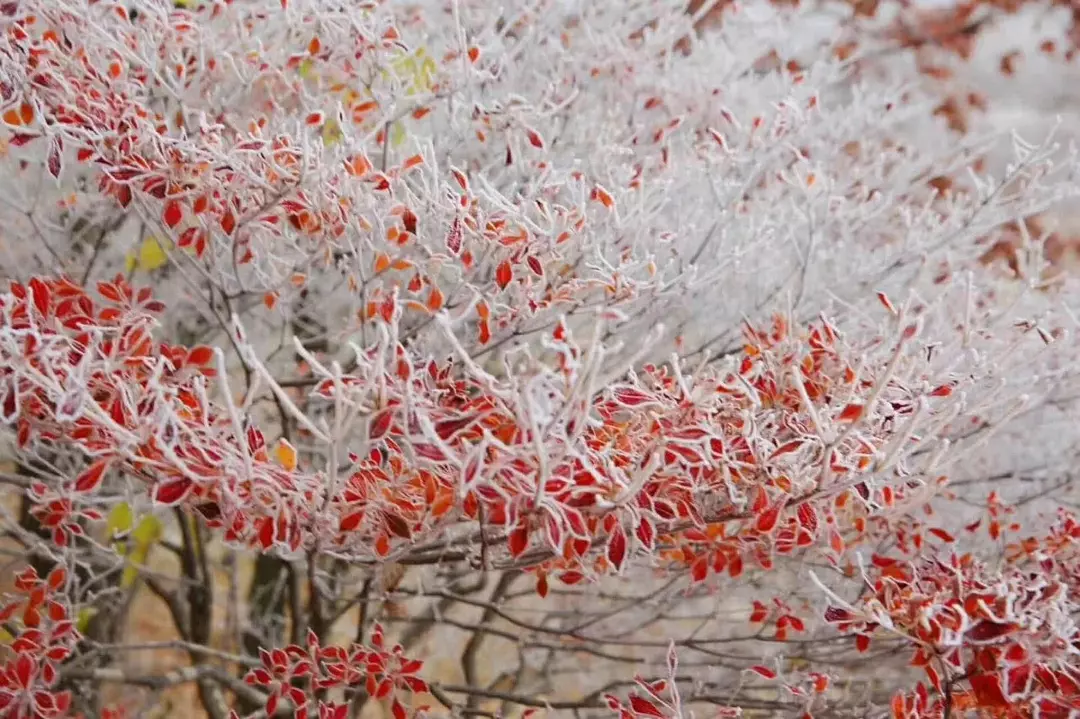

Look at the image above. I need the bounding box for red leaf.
[384,512,411,539]
[728,553,743,577]
[28,277,50,316]
[691,556,709,582]
[47,139,61,179]
[930,384,953,397]
[446,217,462,254]
[769,439,802,458]
[340,512,363,532]
[636,518,655,549]
[153,478,194,505]
[508,524,529,557]
[855,633,870,652]
[607,525,627,571]
[628,695,663,717]
[9,132,38,147]
[969,673,1008,707]
[369,409,393,440]
[526,255,543,276]
[756,502,783,533]
[47,567,66,591]
[928,527,955,543]
[163,199,183,228]
[613,387,652,406]
[797,503,818,533]
[391,699,406,719]
[74,460,108,493]
[824,606,854,623]
[495,260,512,289]
[186,346,214,366]
[14,654,34,689]
[750,665,777,680]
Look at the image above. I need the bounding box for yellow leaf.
[383,47,436,97]
[391,121,407,148]
[107,502,134,537]
[298,58,315,79]
[125,236,171,273]
[275,438,298,471]
[131,514,163,547]
[321,118,343,147]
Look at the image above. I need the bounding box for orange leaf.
[374,253,391,273]
[590,185,614,209]
[426,286,444,311]
[275,439,298,471]
[838,403,863,422]
[220,210,236,236]
[431,492,453,518]
[345,154,371,177]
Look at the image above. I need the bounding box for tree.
[1,0,1080,716]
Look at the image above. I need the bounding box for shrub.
[1,0,1080,717]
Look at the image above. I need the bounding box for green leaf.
[121,514,163,589]
[76,607,98,633]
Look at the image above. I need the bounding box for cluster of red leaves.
[0,276,310,548]
[0,0,603,344]
[825,510,1080,718]
[0,2,413,271]
[238,624,428,719]
[0,567,79,719]
[2,275,957,589]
